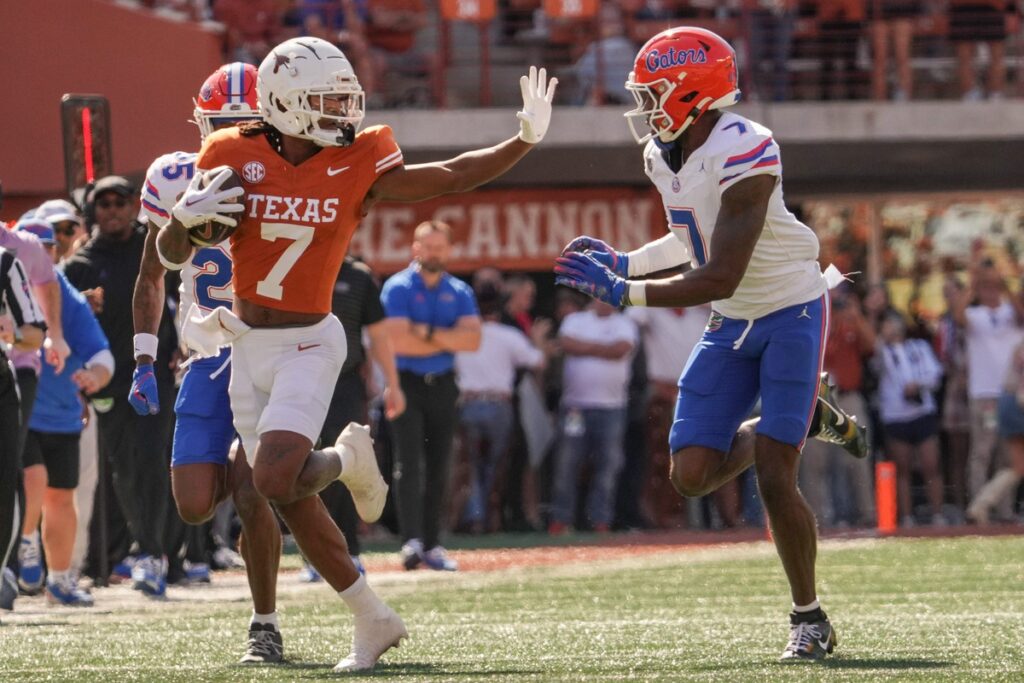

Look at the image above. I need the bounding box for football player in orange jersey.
[158,37,556,673]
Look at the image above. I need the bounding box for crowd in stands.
[131,0,1022,104]
[1,180,1021,609]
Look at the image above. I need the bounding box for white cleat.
[333,606,408,673]
[336,423,388,523]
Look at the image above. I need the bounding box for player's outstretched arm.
[129,223,167,415]
[365,66,556,206]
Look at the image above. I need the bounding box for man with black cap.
[62,175,180,596]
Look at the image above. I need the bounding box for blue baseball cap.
[15,218,57,245]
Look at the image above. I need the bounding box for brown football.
[188,165,245,247]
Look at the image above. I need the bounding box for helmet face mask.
[623,28,741,145]
[302,91,365,147]
[625,76,680,145]
[258,37,365,147]
[192,63,261,141]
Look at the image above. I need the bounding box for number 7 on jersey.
[256,222,315,300]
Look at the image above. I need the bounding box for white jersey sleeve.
[712,124,781,193]
[140,151,198,229]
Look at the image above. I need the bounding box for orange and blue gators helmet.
[625,27,741,145]
[192,62,262,140]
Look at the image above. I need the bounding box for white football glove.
[517,66,557,144]
[171,168,244,229]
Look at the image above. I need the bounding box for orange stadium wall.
[0,0,224,204]
[359,187,661,275]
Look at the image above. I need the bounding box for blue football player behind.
[556,28,867,663]
[130,63,284,663]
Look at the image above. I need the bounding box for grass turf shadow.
[821,657,954,670]
[282,662,542,678]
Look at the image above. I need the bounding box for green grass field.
[2,535,1023,681]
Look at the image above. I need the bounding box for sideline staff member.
[381,221,480,572]
[0,247,46,609]
[62,176,179,595]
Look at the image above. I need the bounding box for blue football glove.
[128,363,160,415]
[554,252,628,307]
[561,236,629,277]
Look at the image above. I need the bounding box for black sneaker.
[239,623,284,664]
[0,567,17,611]
[809,373,869,459]
[780,611,837,662]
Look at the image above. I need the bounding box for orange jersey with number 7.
[195,125,402,313]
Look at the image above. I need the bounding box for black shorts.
[870,1,923,21]
[22,430,80,489]
[883,413,939,446]
[949,5,1009,43]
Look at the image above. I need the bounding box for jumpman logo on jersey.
[797,306,811,319]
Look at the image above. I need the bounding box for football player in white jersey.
[129,63,285,664]
[556,28,867,662]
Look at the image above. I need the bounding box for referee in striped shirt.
[0,246,46,610]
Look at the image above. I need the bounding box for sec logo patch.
[242,161,266,184]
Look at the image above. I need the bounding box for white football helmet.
[257,37,365,147]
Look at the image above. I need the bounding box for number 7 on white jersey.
[255,222,314,300]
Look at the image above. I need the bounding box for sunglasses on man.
[95,197,129,210]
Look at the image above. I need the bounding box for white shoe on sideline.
[336,423,388,523]
[333,605,408,672]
